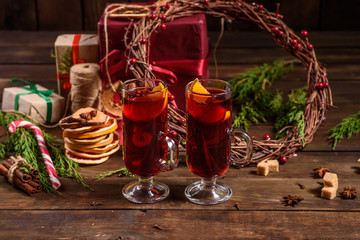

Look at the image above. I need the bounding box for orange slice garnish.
[188,78,210,103]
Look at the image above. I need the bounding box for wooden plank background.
[0,0,359,31]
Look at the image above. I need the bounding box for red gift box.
[98,4,210,110]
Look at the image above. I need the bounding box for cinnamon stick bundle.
[0,157,42,196]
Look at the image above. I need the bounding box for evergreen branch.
[229,60,293,102]
[274,87,307,140]
[51,47,73,75]
[95,168,135,180]
[0,143,5,158]
[328,111,360,149]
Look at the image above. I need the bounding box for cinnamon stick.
[0,163,42,194]
[0,164,8,177]
[30,167,39,177]
[13,177,37,196]
[27,179,42,192]
[2,159,32,182]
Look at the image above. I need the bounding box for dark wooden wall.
[0,0,359,31]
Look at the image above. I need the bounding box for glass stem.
[201,177,216,188]
[138,176,154,189]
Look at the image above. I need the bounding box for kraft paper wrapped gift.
[98,4,210,110]
[54,34,99,99]
[1,80,65,124]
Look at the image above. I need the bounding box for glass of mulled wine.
[185,79,253,205]
[121,78,179,204]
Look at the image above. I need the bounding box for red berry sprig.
[160,14,167,21]
[307,44,314,51]
[169,94,175,101]
[263,134,270,141]
[301,30,308,37]
[149,12,157,20]
[140,38,147,44]
[280,156,287,164]
[178,117,186,125]
[129,58,136,65]
[160,23,166,30]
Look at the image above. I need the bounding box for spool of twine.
[70,63,102,113]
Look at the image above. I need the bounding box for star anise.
[80,110,97,120]
[313,167,330,178]
[282,195,304,207]
[340,186,357,199]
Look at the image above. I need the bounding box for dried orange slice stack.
[59,107,120,164]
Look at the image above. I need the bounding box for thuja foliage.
[95,167,134,180]
[229,60,306,143]
[0,112,92,192]
[51,47,73,75]
[329,111,360,149]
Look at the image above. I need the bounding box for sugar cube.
[267,160,279,172]
[257,161,269,176]
[321,187,337,200]
[323,172,338,188]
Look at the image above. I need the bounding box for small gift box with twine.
[1,79,65,124]
[54,34,99,99]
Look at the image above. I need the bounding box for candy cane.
[8,120,61,190]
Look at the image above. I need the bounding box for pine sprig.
[274,87,307,140]
[231,60,292,130]
[0,143,5,158]
[229,60,293,102]
[0,112,92,192]
[95,167,134,180]
[328,111,360,149]
[51,47,73,75]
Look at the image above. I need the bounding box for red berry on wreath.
[280,156,287,164]
[275,13,281,18]
[257,4,264,10]
[272,27,279,33]
[63,81,71,90]
[150,12,157,20]
[129,58,137,65]
[252,2,257,6]
[160,23,166,30]
[202,0,209,4]
[277,30,284,37]
[316,82,324,90]
[295,43,302,50]
[263,134,270,141]
[140,38,147,44]
[170,130,178,138]
[165,2,171,9]
[323,82,329,88]
[307,43,314,51]
[301,30,308,37]
[291,39,298,45]
[169,94,175,101]
[178,117,186,125]
[160,14,167,21]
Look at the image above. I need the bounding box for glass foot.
[184,178,232,205]
[122,177,170,204]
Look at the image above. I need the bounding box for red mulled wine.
[122,87,167,178]
[186,88,232,179]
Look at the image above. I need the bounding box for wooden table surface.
[0,30,360,239]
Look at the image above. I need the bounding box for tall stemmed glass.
[121,78,179,203]
[185,79,253,205]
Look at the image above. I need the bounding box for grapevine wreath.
[103,0,332,166]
